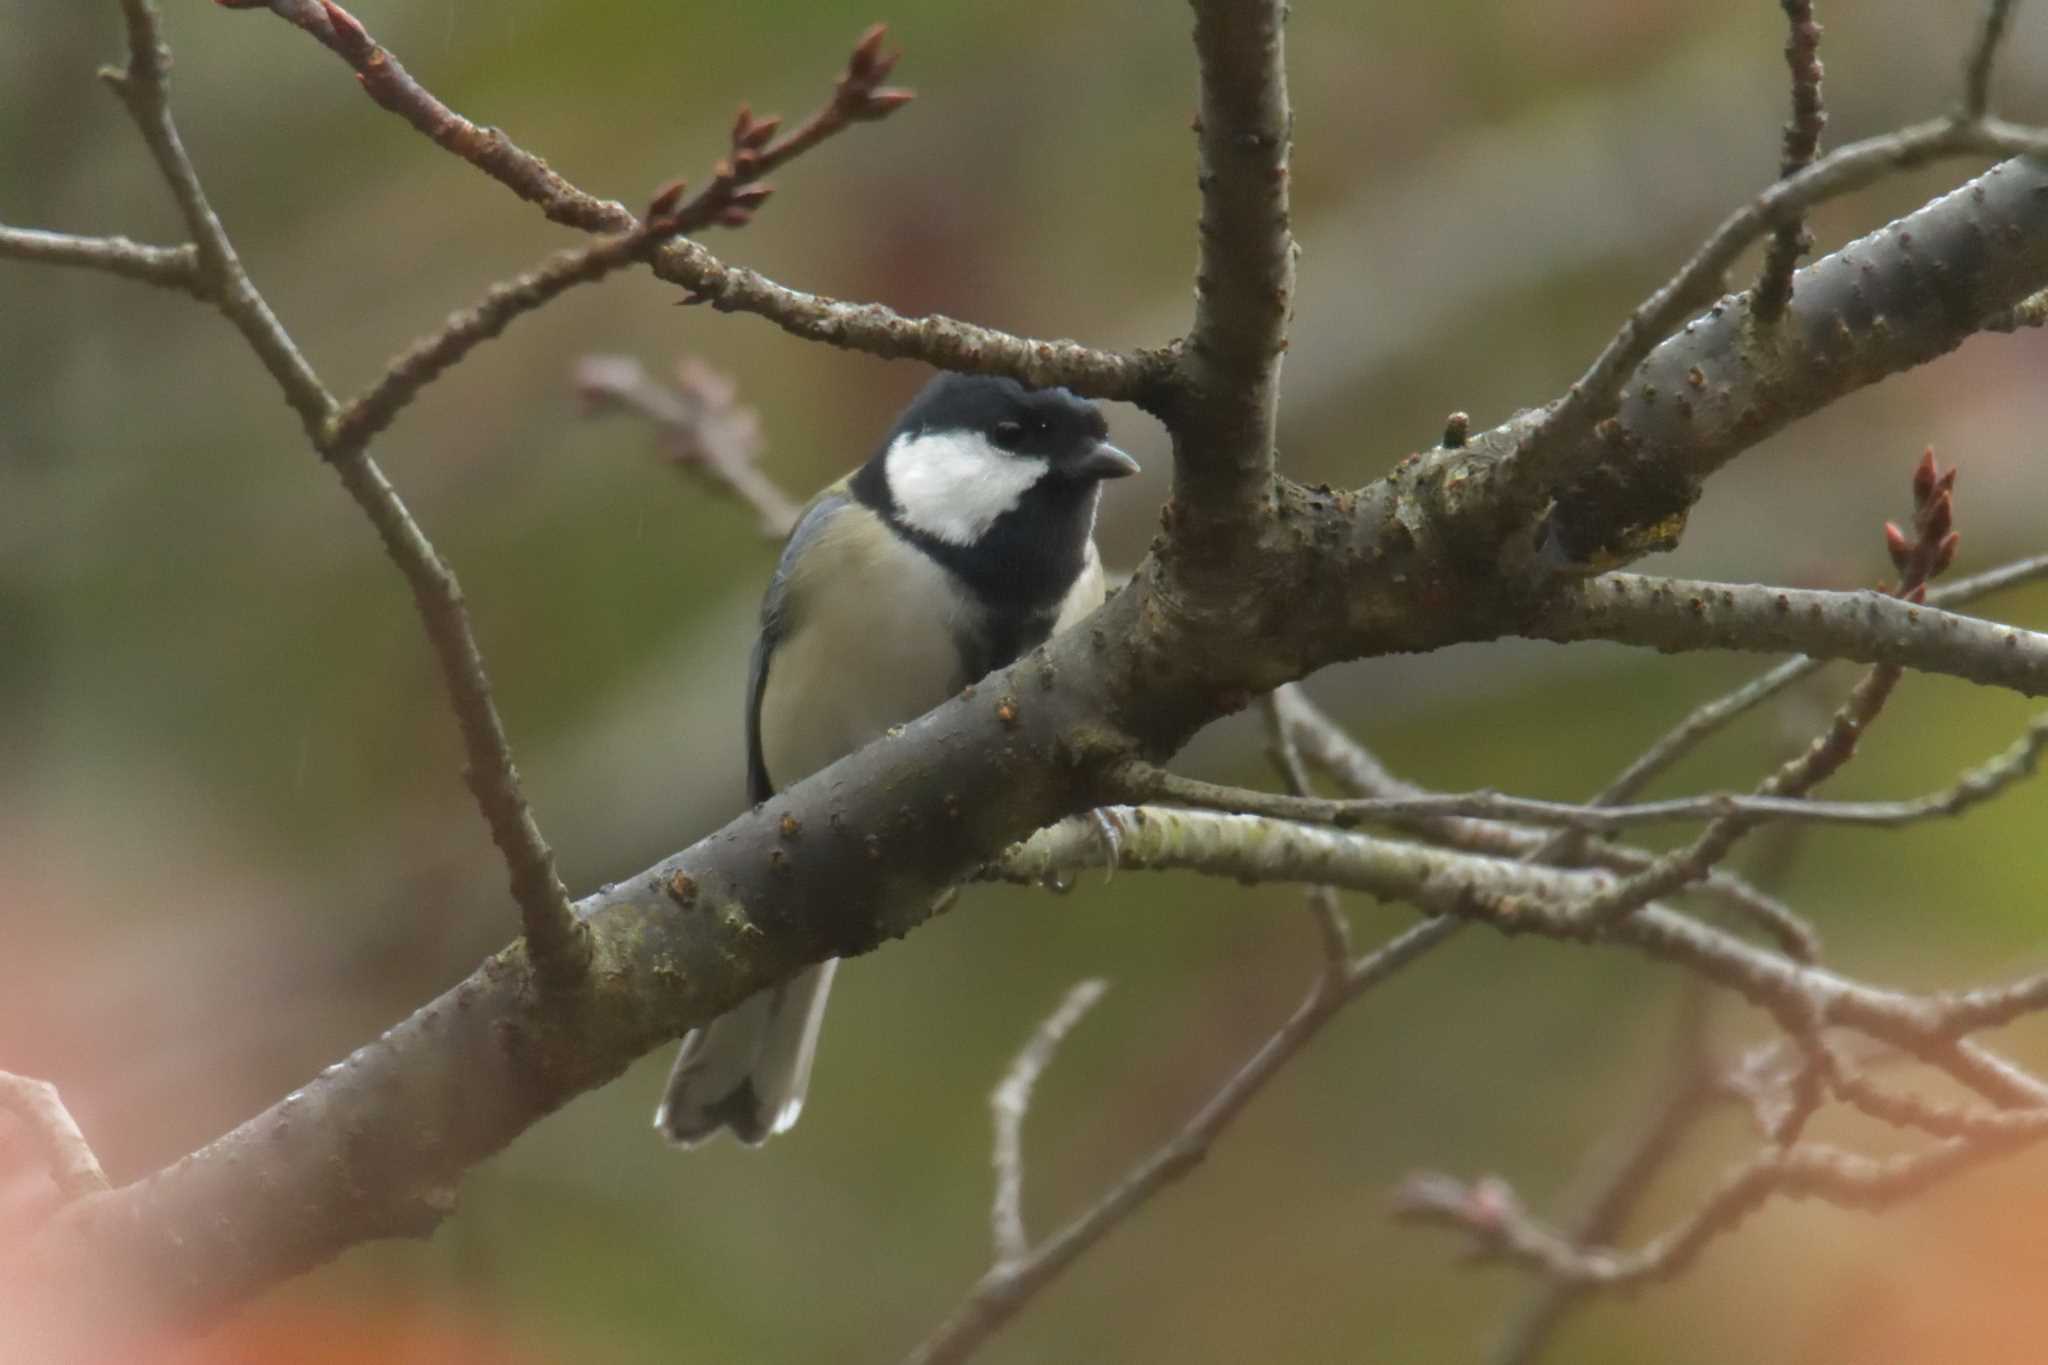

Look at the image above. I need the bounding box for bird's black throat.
[850,461,1101,680]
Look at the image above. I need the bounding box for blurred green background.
[5,2,2048,1362]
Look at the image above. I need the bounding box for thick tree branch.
[1171,0,1296,548]
[1419,132,2048,564]
[0,226,200,294]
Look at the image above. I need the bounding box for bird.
[654,370,1140,1146]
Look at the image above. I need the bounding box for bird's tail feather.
[654,960,839,1146]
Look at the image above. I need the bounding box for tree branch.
[104,0,585,980]
[0,226,200,294]
[1570,550,2048,812]
[1962,0,2019,121]
[573,354,801,538]
[1398,1127,2048,1292]
[1530,575,2048,699]
[1422,125,2048,564]
[988,980,1110,1270]
[1751,0,1826,322]
[0,1074,109,1204]
[220,0,1176,407]
[1171,0,1296,549]
[905,916,1452,1365]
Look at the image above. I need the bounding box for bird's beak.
[1073,441,1140,481]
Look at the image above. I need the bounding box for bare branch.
[0,1073,109,1203]
[1963,0,2020,121]
[1262,692,1356,964]
[989,980,1109,1269]
[1531,575,2048,700]
[94,0,586,982]
[0,226,200,295]
[651,242,1179,407]
[1268,687,1821,960]
[327,209,701,457]
[1472,115,2048,536]
[323,453,586,982]
[1752,1,1827,322]
[1117,721,2047,838]
[1573,550,2048,813]
[905,918,1449,1365]
[217,0,630,230]
[1488,992,1718,1364]
[996,805,2048,1112]
[223,0,1174,406]
[1398,1130,2048,1291]
[1553,452,1963,933]
[1172,0,1296,547]
[574,355,801,538]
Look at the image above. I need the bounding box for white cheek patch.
[884,430,1048,546]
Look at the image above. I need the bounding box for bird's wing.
[745,486,851,804]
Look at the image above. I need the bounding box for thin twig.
[904,918,1449,1365]
[0,226,200,295]
[1564,550,2048,817]
[996,805,2048,1112]
[327,207,700,456]
[1752,1,1826,322]
[1488,990,1716,1365]
[1398,1129,2046,1291]
[1563,452,1960,932]
[1268,686,1820,959]
[989,980,1110,1269]
[103,0,586,981]
[1491,114,2048,515]
[1117,721,2046,837]
[574,355,802,538]
[1963,0,2020,121]
[223,0,1175,407]
[1262,691,1358,965]
[0,1072,110,1202]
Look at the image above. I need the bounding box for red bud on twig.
[849,23,889,79]
[1883,521,1911,572]
[860,88,916,119]
[1933,531,1961,578]
[647,179,687,219]
[318,0,375,62]
[1912,447,1938,503]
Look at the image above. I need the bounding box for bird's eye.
[992,420,1026,449]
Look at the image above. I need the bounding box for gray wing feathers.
[661,491,850,1146]
[744,493,848,805]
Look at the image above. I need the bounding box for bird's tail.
[653,960,839,1146]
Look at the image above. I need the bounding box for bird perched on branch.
[656,371,1139,1145]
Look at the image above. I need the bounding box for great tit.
[655,371,1140,1146]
